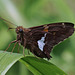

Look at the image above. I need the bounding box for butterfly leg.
[11,42,17,53]
[23,38,26,56]
[23,47,25,56]
[17,41,21,53]
[5,40,17,52]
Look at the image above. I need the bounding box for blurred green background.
[0,0,75,75]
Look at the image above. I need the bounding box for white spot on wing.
[62,23,64,25]
[37,33,47,51]
[62,23,65,28]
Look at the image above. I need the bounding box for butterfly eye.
[19,29,23,33]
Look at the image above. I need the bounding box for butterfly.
[0,17,74,60]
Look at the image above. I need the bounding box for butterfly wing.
[27,22,74,59]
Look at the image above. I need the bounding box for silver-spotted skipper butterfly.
[0,17,74,60]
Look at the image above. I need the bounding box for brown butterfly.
[0,17,74,60]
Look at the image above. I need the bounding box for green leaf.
[19,56,67,75]
[0,51,67,75]
[0,51,23,75]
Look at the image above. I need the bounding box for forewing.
[28,22,74,59]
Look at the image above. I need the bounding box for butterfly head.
[16,26,31,34]
[16,26,24,34]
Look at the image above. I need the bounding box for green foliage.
[0,51,23,75]
[20,57,67,75]
[0,51,67,75]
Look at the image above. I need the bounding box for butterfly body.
[15,22,74,60]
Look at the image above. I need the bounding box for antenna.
[7,27,16,32]
[0,17,18,26]
[8,27,16,30]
